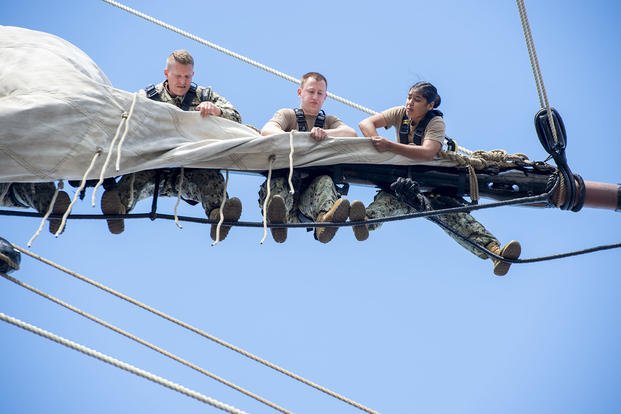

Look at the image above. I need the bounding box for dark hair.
[410,81,441,108]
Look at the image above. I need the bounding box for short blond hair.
[167,49,194,67]
[300,71,327,88]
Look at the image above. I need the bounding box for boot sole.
[349,200,368,241]
[316,199,350,244]
[49,191,71,235]
[267,195,287,243]
[494,240,522,276]
[210,197,242,241]
[101,190,126,235]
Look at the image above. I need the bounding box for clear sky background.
[1,1,620,413]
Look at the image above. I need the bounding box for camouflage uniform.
[366,190,497,259]
[258,174,339,222]
[115,81,241,214]
[0,182,58,212]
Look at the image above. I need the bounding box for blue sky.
[1,1,620,413]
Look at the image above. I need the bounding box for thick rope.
[101,0,376,115]
[439,148,531,171]
[0,184,10,204]
[287,131,295,194]
[260,156,275,245]
[56,149,103,237]
[0,272,290,414]
[92,94,137,206]
[28,182,62,247]
[212,170,230,246]
[115,92,139,171]
[0,311,249,414]
[13,245,377,414]
[467,165,479,203]
[174,167,185,229]
[516,0,559,146]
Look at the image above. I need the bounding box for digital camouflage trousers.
[258,174,339,222]
[115,169,227,214]
[366,190,498,259]
[0,182,58,213]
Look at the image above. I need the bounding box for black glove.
[390,177,426,211]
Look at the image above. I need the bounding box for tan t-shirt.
[263,108,347,132]
[381,106,445,145]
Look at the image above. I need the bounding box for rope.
[12,245,378,414]
[174,167,185,229]
[515,0,559,146]
[212,170,230,246]
[57,149,103,237]
[101,0,376,115]
[287,131,295,194]
[0,272,291,414]
[467,165,479,203]
[0,311,249,414]
[115,92,138,171]
[28,182,62,247]
[260,156,276,245]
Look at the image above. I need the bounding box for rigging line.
[0,189,553,233]
[101,0,376,116]
[0,311,250,414]
[12,245,379,414]
[0,272,291,414]
[430,217,621,265]
[515,0,560,146]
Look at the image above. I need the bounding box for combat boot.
[315,198,350,244]
[209,197,242,241]
[47,190,71,235]
[349,200,368,241]
[267,195,287,243]
[488,240,521,276]
[101,189,126,234]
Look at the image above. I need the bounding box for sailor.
[259,71,366,244]
[358,81,521,276]
[101,50,242,241]
[0,183,70,235]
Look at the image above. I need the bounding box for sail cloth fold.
[0,26,456,184]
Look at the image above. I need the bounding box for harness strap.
[399,109,444,145]
[294,108,326,131]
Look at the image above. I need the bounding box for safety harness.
[145,82,213,111]
[294,108,326,131]
[398,109,456,151]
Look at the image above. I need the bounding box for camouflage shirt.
[139,81,242,123]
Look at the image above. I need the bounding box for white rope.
[27,183,62,247]
[115,92,139,171]
[92,95,137,206]
[174,167,185,229]
[14,245,378,414]
[287,131,295,195]
[0,311,249,414]
[56,149,103,237]
[101,0,376,115]
[516,0,559,145]
[0,272,291,414]
[211,170,230,246]
[260,156,275,245]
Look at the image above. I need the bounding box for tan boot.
[315,198,350,244]
[101,189,126,235]
[48,190,71,235]
[488,240,521,276]
[349,200,368,241]
[267,195,287,243]
[209,197,242,241]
